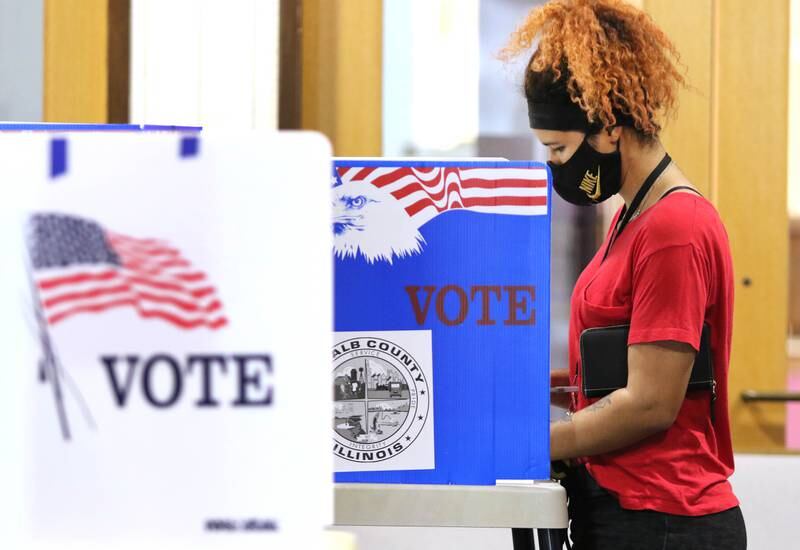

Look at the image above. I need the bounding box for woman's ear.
[589,126,621,153]
[606,126,623,143]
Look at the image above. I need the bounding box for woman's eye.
[350,196,366,208]
[553,146,565,154]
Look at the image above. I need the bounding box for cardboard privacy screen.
[0,131,333,548]
[332,160,552,485]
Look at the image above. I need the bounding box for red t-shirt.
[568,191,739,516]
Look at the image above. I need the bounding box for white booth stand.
[334,481,568,549]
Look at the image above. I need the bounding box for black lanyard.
[602,153,672,261]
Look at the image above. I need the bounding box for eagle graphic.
[332,179,425,265]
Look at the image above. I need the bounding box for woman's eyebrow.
[541,141,560,147]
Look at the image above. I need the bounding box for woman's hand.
[550,368,573,409]
[551,368,571,387]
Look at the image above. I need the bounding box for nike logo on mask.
[579,167,601,200]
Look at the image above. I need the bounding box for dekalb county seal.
[332,337,430,463]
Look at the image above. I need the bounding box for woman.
[502,1,746,548]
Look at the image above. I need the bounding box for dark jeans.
[562,466,747,550]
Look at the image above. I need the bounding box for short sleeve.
[629,244,709,351]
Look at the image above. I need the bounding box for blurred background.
[0,0,797,548]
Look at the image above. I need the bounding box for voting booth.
[332,160,552,484]
[0,130,336,549]
[0,127,566,549]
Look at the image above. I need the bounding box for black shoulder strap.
[602,153,672,261]
[658,185,702,201]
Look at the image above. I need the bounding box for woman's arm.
[550,340,695,461]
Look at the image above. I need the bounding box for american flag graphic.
[28,213,227,330]
[334,165,549,227]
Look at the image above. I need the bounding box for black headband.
[527,101,593,131]
[527,100,637,132]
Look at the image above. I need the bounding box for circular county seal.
[332,337,430,463]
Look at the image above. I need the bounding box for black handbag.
[579,323,716,411]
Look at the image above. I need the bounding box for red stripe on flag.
[135,291,222,314]
[172,272,207,282]
[370,168,413,188]
[123,258,192,271]
[189,287,217,299]
[462,196,548,208]
[108,237,180,253]
[47,297,137,325]
[391,181,486,203]
[38,270,119,291]
[43,284,131,308]
[106,234,165,247]
[125,274,216,297]
[371,167,443,189]
[133,309,228,329]
[460,177,547,189]
[351,167,377,181]
[114,246,181,259]
[404,195,548,216]
[391,183,423,200]
[405,198,434,217]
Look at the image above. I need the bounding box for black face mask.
[547,136,622,206]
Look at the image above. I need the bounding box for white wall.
[382,0,413,157]
[382,0,479,156]
[0,0,42,121]
[342,526,508,549]
[130,0,279,129]
[729,454,800,550]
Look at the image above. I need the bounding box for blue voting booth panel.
[333,161,551,485]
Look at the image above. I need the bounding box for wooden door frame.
[278,0,382,156]
[44,0,130,123]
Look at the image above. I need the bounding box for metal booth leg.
[512,527,566,549]
[511,528,535,550]
[536,528,567,549]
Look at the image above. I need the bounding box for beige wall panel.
[302,0,381,156]
[44,0,109,122]
[715,0,790,452]
[643,0,714,199]
[301,0,337,139]
[334,2,382,157]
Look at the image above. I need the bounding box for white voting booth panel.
[0,132,334,549]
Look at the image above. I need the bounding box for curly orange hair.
[501,0,685,136]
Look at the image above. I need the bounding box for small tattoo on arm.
[586,395,612,413]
